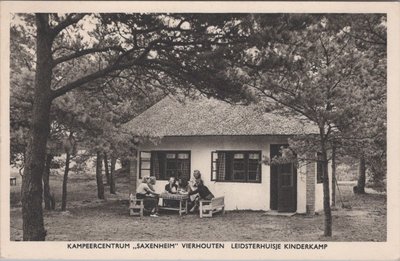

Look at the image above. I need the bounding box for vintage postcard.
[0,1,399,260]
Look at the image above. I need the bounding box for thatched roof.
[124,95,318,137]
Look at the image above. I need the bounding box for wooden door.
[270,144,297,212]
[277,163,297,212]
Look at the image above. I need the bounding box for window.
[316,153,323,183]
[139,151,190,180]
[211,151,261,183]
[139,152,151,177]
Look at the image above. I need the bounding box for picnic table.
[159,192,189,216]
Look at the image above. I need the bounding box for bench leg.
[179,200,182,216]
[184,200,188,214]
[130,200,144,217]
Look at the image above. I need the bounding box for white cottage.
[125,95,331,215]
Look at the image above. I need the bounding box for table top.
[160,192,189,200]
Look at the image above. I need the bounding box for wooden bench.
[10,177,17,186]
[129,196,144,217]
[199,196,225,218]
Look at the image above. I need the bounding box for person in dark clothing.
[177,177,191,194]
[189,179,214,200]
[189,176,214,212]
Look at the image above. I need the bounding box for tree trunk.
[355,156,366,194]
[331,145,336,208]
[104,153,110,185]
[319,130,332,237]
[43,154,54,210]
[61,152,71,211]
[110,156,116,194]
[96,151,105,199]
[21,14,53,241]
[121,158,130,172]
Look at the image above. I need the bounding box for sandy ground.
[9,172,386,241]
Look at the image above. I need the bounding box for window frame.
[211,150,262,183]
[139,150,191,181]
[139,151,151,179]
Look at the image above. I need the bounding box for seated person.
[177,177,191,194]
[163,177,178,207]
[136,176,160,217]
[191,170,205,194]
[192,170,202,183]
[164,177,178,194]
[189,174,214,212]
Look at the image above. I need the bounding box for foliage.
[203,13,386,236]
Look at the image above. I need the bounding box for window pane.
[249,153,260,160]
[234,171,245,180]
[141,169,150,176]
[212,152,218,160]
[233,161,245,170]
[166,153,176,159]
[248,162,259,171]
[166,170,175,178]
[166,161,177,169]
[216,152,226,181]
[141,152,151,159]
[234,153,244,159]
[177,153,189,159]
[248,171,258,180]
[212,162,217,171]
[141,161,150,169]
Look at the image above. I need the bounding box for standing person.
[136,176,160,217]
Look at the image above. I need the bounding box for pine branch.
[53,46,125,66]
[50,44,151,99]
[51,13,88,36]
